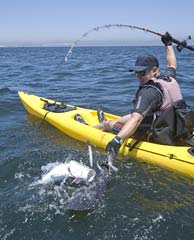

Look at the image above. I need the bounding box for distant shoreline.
[0,39,163,48]
[0,45,163,48]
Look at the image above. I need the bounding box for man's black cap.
[129,54,159,72]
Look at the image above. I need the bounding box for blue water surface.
[0,46,194,240]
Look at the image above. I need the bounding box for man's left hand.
[106,136,123,156]
[161,32,173,46]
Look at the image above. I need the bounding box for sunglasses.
[135,70,146,77]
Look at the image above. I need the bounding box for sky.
[0,0,194,46]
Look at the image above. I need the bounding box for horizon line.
[0,44,163,48]
[0,39,163,48]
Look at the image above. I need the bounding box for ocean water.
[0,46,194,240]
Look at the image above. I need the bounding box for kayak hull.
[18,91,194,178]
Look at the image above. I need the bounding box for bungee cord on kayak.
[64,24,194,63]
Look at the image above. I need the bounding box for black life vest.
[149,99,194,146]
[134,81,194,146]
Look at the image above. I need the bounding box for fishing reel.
[176,36,192,52]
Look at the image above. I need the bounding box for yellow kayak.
[18,91,194,178]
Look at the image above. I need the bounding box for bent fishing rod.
[64,24,194,62]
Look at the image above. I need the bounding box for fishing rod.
[64,24,194,62]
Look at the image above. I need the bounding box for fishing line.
[64,24,194,63]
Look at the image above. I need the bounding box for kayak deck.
[18,91,194,178]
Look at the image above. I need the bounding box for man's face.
[135,67,159,84]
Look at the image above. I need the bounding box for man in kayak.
[95,33,193,156]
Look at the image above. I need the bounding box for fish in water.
[40,160,96,185]
[66,163,110,211]
[38,160,111,211]
[37,144,117,211]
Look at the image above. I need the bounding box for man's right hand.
[106,136,123,156]
[161,32,173,46]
